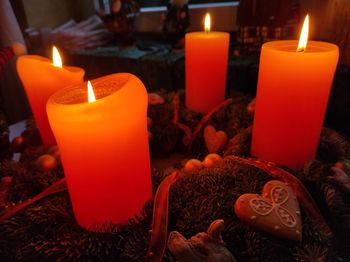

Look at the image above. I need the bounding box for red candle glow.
[251,15,339,167]
[186,13,229,112]
[47,74,152,230]
[17,47,84,145]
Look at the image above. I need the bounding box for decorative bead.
[36,154,57,171]
[11,136,25,153]
[184,159,202,172]
[202,154,223,168]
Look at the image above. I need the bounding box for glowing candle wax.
[186,14,229,112]
[251,15,339,167]
[17,47,84,145]
[47,74,152,230]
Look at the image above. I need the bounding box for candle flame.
[52,46,63,68]
[87,81,96,103]
[297,14,309,52]
[204,13,211,33]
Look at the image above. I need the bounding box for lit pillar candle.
[251,15,339,167]
[47,73,152,230]
[17,47,84,145]
[186,14,229,112]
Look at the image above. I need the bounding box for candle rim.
[263,40,338,53]
[18,54,84,74]
[48,73,132,106]
[186,31,229,37]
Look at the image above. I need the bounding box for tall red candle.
[186,14,229,112]
[17,47,84,145]
[47,74,152,230]
[251,16,339,167]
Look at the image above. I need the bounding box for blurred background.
[1,0,350,137]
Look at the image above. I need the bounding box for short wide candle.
[252,40,339,167]
[185,16,229,112]
[47,73,152,229]
[17,54,84,145]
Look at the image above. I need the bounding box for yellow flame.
[52,46,63,68]
[297,14,309,52]
[87,81,96,103]
[204,13,211,33]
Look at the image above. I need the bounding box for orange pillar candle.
[47,73,152,230]
[17,47,84,145]
[251,15,339,167]
[186,14,229,112]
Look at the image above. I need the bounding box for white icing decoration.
[249,185,297,228]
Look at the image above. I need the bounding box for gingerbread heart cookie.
[204,125,228,153]
[234,180,302,241]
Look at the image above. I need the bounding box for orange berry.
[203,154,223,168]
[184,159,202,172]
